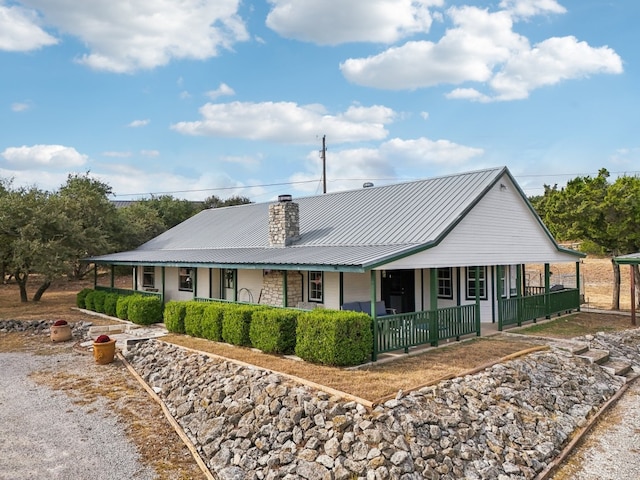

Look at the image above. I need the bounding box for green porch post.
[429,268,438,346]
[475,266,481,335]
[497,265,503,331]
[161,267,165,303]
[544,263,551,319]
[283,271,288,307]
[93,264,98,288]
[370,270,378,362]
[193,267,197,300]
[110,265,115,288]
[134,266,138,291]
[575,261,581,312]
[516,264,522,297]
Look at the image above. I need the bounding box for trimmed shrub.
[128,295,163,325]
[116,295,132,320]
[92,290,107,313]
[164,301,187,333]
[184,302,208,337]
[76,288,93,309]
[222,305,259,347]
[84,290,96,311]
[103,293,119,317]
[250,308,297,354]
[201,303,225,341]
[295,310,372,366]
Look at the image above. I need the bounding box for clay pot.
[50,324,72,342]
[93,339,117,364]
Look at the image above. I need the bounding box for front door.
[381,270,415,314]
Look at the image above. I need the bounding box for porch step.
[600,358,632,378]
[577,349,610,365]
[549,341,589,356]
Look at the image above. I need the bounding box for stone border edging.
[534,373,640,480]
[117,351,216,480]
[161,340,375,408]
[371,345,550,406]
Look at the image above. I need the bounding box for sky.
[1,0,638,202]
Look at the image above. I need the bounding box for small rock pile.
[0,319,93,339]
[125,338,632,480]
[580,328,640,365]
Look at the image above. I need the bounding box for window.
[309,271,323,302]
[499,266,507,298]
[179,267,193,291]
[509,265,518,296]
[142,266,155,289]
[437,268,453,299]
[466,267,487,300]
[224,269,235,289]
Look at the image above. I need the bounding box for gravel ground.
[552,378,640,480]
[0,351,155,480]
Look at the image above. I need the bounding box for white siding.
[382,174,580,269]
[323,272,341,310]
[164,267,194,302]
[237,269,263,303]
[342,272,371,304]
[196,267,210,299]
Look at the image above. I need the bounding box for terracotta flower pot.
[93,339,117,364]
[50,324,72,342]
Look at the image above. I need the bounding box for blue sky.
[1,0,637,202]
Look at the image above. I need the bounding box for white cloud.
[127,119,150,128]
[102,151,132,158]
[20,0,248,73]
[289,136,484,193]
[221,155,261,168]
[340,4,623,100]
[206,83,235,100]
[171,101,395,144]
[266,0,442,45]
[11,102,31,112]
[420,111,429,120]
[140,150,160,157]
[0,4,57,51]
[499,0,566,18]
[1,144,88,169]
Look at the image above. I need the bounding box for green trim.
[283,270,288,308]
[161,267,165,299]
[370,270,378,362]
[110,265,115,288]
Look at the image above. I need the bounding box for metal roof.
[89,166,523,270]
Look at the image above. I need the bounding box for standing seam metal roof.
[89,167,507,268]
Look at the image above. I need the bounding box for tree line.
[529,168,640,309]
[0,173,250,302]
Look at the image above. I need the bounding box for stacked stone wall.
[259,270,303,307]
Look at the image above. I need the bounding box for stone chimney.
[269,195,300,247]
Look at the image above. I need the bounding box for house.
[88,166,584,358]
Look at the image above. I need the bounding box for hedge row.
[163,300,372,366]
[77,289,163,325]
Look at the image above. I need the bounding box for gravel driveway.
[0,351,155,480]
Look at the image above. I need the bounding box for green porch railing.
[95,286,163,300]
[376,304,478,356]
[498,288,580,330]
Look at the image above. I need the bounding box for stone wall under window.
[259,270,303,307]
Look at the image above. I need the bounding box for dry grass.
[511,311,634,338]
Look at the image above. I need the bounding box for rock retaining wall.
[124,335,640,480]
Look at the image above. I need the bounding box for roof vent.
[278,194,292,202]
[363,182,374,188]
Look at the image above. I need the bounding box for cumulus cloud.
[11,102,31,112]
[340,4,623,100]
[1,144,88,169]
[20,0,248,73]
[290,136,484,193]
[0,4,57,51]
[127,119,150,128]
[140,150,160,157]
[102,151,132,158]
[266,0,442,45]
[206,83,235,100]
[171,101,395,144]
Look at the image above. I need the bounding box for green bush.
[201,303,225,341]
[295,310,372,366]
[164,301,187,333]
[84,290,96,311]
[103,293,119,317]
[250,308,297,354]
[128,295,163,325]
[184,302,208,337]
[116,295,132,320]
[92,290,107,313]
[76,288,93,309]
[222,305,259,347]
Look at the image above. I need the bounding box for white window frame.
[142,266,155,289]
[179,267,193,292]
[309,271,323,302]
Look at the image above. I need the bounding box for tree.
[139,195,203,229]
[57,173,122,280]
[203,194,252,209]
[116,202,166,250]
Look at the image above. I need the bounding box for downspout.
[193,267,197,300]
[339,272,344,307]
[134,266,138,291]
[283,270,288,307]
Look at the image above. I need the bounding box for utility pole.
[321,135,327,194]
